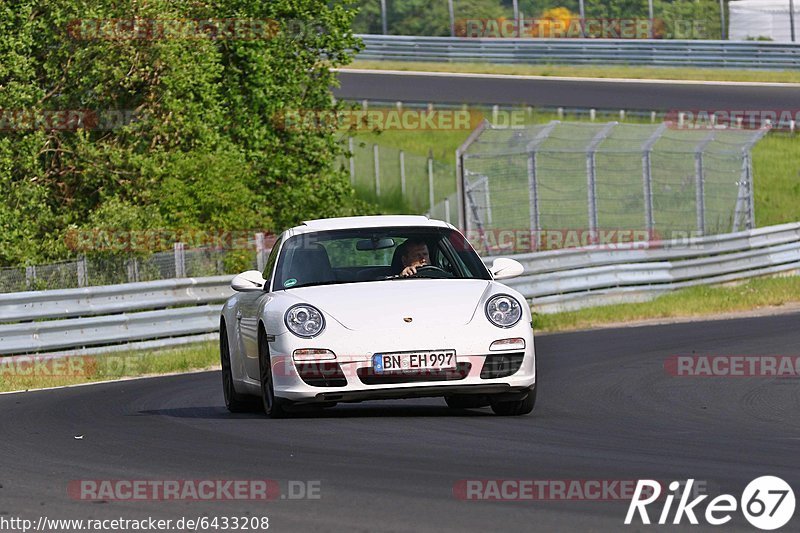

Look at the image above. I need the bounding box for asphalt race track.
[1,312,798,532]
[333,69,800,111]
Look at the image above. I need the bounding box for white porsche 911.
[220,215,536,417]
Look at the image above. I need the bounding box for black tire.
[258,328,291,418]
[220,324,254,413]
[490,384,537,416]
[445,395,490,409]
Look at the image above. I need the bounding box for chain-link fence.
[343,137,457,218]
[352,0,726,40]
[0,240,270,293]
[460,120,768,255]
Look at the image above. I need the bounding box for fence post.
[641,123,666,236]
[174,242,186,278]
[255,232,267,272]
[694,132,716,236]
[746,153,756,229]
[77,256,88,287]
[399,150,406,196]
[527,151,540,240]
[445,197,451,224]
[585,122,616,237]
[427,150,435,214]
[348,136,355,185]
[25,265,36,288]
[126,258,140,283]
[373,144,381,196]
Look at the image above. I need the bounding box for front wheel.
[220,325,254,413]
[258,329,291,418]
[490,385,537,416]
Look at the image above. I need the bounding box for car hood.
[287,279,492,330]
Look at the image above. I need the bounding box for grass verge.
[0,342,219,393]
[533,273,800,333]
[347,60,800,84]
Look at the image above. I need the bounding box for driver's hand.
[401,260,426,277]
[401,265,417,277]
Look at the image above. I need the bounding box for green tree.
[0,0,363,266]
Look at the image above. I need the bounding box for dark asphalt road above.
[1,312,799,532]
[333,70,800,111]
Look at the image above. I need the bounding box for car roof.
[289,215,452,235]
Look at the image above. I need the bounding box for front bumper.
[267,322,536,403]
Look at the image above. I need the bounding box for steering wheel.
[409,265,451,278]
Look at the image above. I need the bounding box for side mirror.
[490,258,524,280]
[231,270,266,292]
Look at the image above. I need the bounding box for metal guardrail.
[497,222,800,313]
[1,223,798,356]
[0,277,234,356]
[357,35,800,69]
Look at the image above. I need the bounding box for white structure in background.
[729,0,799,41]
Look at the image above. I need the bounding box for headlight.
[485,294,522,328]
[285,304,325,338]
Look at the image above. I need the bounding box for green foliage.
[352,0,511,35]
[0,0,364,266]
[352,0,723,39]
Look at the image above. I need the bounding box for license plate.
[372,350,456,373]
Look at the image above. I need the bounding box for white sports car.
[220,215,536,417]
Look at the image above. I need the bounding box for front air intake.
[480,353,524,379]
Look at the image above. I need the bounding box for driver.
[398,239,431,277]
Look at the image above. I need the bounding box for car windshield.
[272,226,491,290]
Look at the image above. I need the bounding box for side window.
[262,237,282,289]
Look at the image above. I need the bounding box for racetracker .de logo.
[666,109,800,131]
[65,480,328,501]
[274,109,504,132]
[453,479,659,501]
[67,18,283,40]
[664,355,800,378]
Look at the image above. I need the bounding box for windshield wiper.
[286,280,348,289]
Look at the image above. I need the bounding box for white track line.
[334,67,800,88]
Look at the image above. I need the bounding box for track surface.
[333,69,800,110]
[1,313,799,532]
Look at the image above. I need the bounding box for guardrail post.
[174,242,186,278]
[348,136,355,185]
[255,233,267,272]
[399,150,406,196]
[373,144,380,196]
[77,256,88,287]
